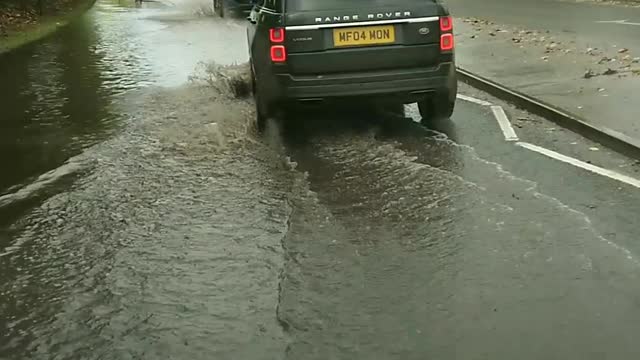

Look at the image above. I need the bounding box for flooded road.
[0,0,247,219]
[2,1,640,359]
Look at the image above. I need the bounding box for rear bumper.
[267,63,457,103]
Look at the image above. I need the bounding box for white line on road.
[456,94,493,107]
[596,19,640,26]
[517,142,640,189]
[490,105,519,141]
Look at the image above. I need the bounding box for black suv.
[247,0,457,128]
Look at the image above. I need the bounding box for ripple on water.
[0,78,292,359]
[275,118,640,359]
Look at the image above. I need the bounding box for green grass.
[0,0,95,55]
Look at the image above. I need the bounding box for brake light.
[440,16,453,32]
[269,28,286,63]
[269,28,285,43]
[440,33,454,51]
[270,45,287,62]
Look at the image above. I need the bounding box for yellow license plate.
[333,25,395,47]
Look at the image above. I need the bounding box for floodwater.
[1,1,293,358]
[3,1,640,359]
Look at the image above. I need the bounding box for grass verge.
[0,0,95,55]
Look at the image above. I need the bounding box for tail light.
[270,45,287,63]
[439,16,454,52]
[440,16,453,32]
[269,28,286,63]
[440,33,454,51]
[269,28,285,43]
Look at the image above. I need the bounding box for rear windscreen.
[286,0,432,11]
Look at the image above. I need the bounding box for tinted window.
[286,0,431,11]
[264,0,280,10]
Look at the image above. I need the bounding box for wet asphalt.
[1,1,640,359]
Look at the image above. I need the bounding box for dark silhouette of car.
[247,0,457,129]
[214,0,256,18]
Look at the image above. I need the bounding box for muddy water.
[0,0,247,219]
[1,83,296,358]
[4,0,640,358]
[0,1,295,358]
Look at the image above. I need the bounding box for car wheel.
[214,0,224,17]
[386,103,405,117]
[418,94,455,126]
[252,71,267,132]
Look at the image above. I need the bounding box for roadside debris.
[461,17,637,82]
[546,42,559,52]
[516,116,540,124]
[598,56,611,64]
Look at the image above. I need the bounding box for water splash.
[190,61,252,99]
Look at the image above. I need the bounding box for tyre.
[214,0,224,17]
[418,93,455,126]
[252,70,267,132]
[387,103,406,117]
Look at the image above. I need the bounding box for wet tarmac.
[2,1,640,359]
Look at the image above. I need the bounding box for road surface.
[1,1,640,359]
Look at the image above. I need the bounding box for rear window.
[286,0,432,11]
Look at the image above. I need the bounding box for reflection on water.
[0,0,247,221]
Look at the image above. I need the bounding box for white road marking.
[490,105,519,141]
[517,142,640,189]
[457,94,493,106]
[596,19,640,26]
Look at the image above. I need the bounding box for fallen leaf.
[589,147,600,151]
[602,68,618,75]
[583,70,596,79]
[618,48,629,53]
